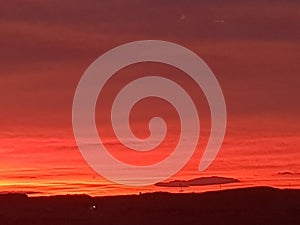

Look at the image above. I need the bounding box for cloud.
[155,176,239,187]
[277,171,300,176]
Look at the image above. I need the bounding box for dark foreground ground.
[0,187,299,225]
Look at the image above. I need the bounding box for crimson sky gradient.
[0,0,299,195]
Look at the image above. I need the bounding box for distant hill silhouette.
[0,193,28,200]
[155,176,240,187]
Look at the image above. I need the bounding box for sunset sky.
[0,0,299,196]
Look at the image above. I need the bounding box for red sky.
[0,0,299,195]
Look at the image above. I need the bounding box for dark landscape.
[0,187,299,225]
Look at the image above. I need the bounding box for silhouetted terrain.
[0,187,299,225]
